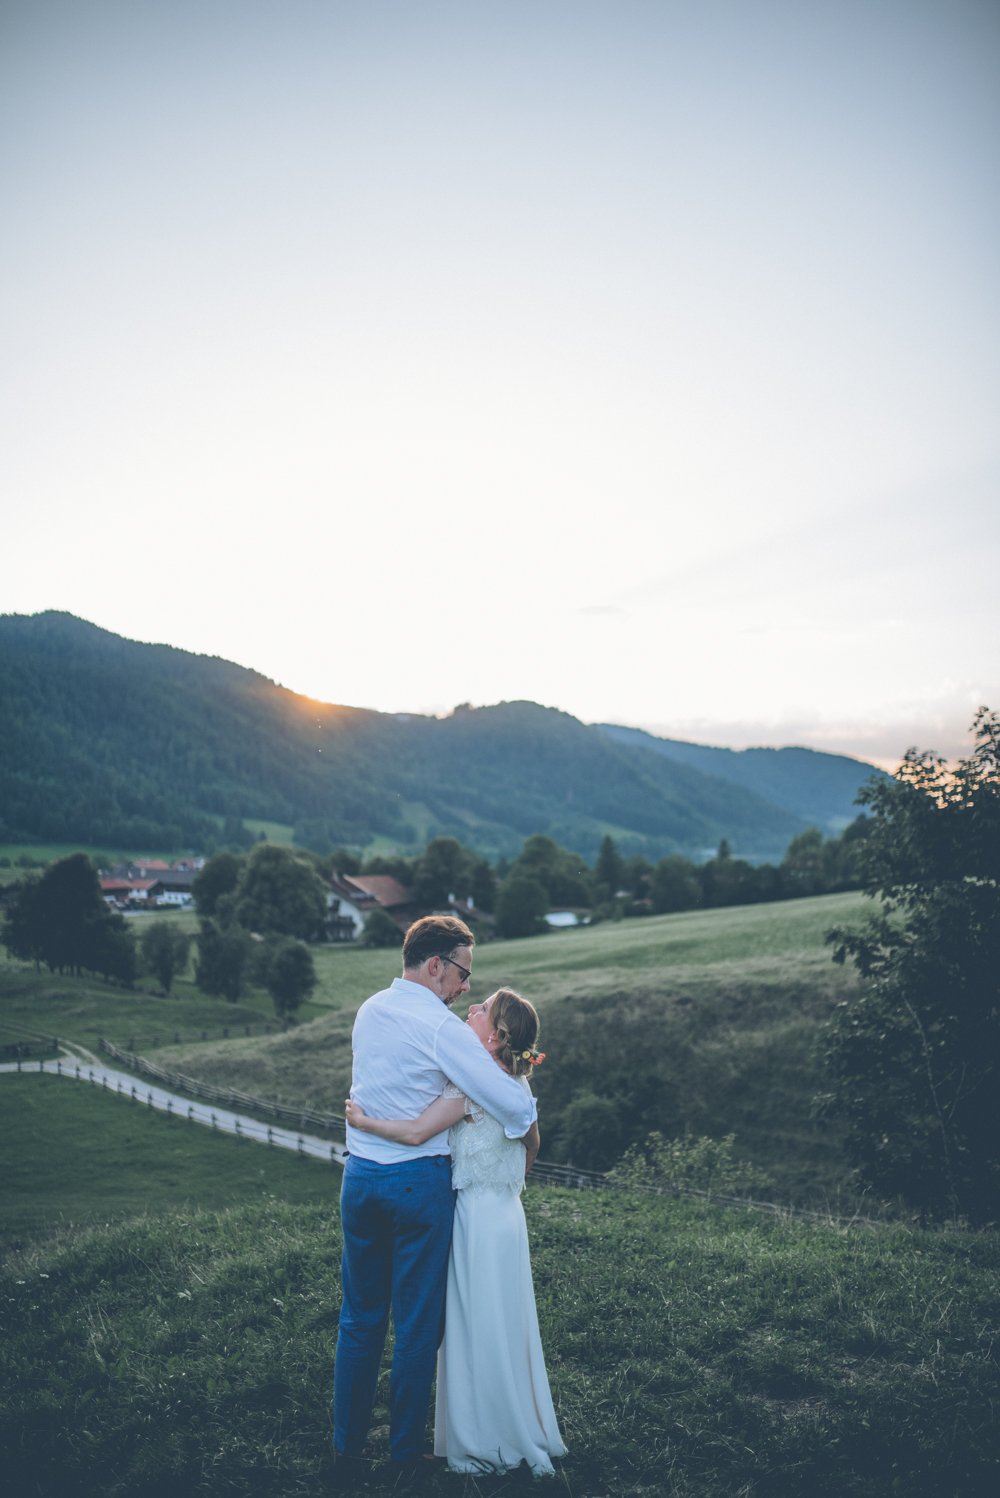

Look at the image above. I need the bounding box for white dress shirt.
[346,976,538,1164]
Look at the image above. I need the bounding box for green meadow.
[3,893,869,1201]
[148,893,869,1204]
[3,892,998,1495]
[1,1078,996,1497]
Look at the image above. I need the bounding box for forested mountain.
[597,724,880,834]
[0,612,883,861]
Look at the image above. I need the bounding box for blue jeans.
[333,1154,455,1463]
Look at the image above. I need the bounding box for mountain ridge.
[0,611,884,861]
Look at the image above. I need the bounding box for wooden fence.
[98,1038,346,1137]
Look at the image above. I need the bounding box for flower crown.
[517,1046,546,1066]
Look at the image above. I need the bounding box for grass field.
[148,893,869,1205]
[2,894,870,1203]
[1,1147,996,1497]
[2,895,997,1497]
[0,1074,339,1251]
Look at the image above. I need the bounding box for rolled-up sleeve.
[433,1017,537,1137]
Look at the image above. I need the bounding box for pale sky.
[3,0,998,768]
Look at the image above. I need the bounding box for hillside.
[598,722,884,833]
[0,611,883,861]
[152,892,869,1203]
[2,1088,996,1497]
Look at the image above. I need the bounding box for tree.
[192,852,243,918]
[361,908,403,948]
[233,844,327,940]
[2,853,136,982]
[509,835,592,907]
[594,835,625,901]
[195,920,254,1002]
[494,873,549,938]
[412,837,474,909]
[140,921,191,994]
[2,877,45,968]
[781,827,827,896]
[650,855,702,914]
[819,708,1000,1223]
[257,936,316,1021]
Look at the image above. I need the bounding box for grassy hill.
[1,1076,996,1497]
[130,892,870,1205]
[0,611,882,861]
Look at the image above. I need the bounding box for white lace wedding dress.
[433,1079,567,1475]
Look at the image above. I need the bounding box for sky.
[2,0,998,769]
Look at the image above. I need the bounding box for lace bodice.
[443,1078,531,1194]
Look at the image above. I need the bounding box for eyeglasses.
[440,954,471,984]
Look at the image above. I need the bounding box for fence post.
[188,1105,194,1121]
[16,1058,21,1073]
[167,1098,173,1116]
[211,1112,217,1129]
[147,1090,154,1107]
[267,1127,273,1146]
[39,1059,44,1073]
[298,1135,305,1155]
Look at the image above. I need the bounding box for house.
[543,909,590,929]
[327,873,418,940]
[99,869,195,909]
[100,877,161,907]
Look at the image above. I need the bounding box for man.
[332,914,537,1485]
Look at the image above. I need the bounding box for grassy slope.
[1,895,868,1200]
[150,893,868,1203]
[0,1075,338,1250]
[2,1006,996,1498]
[1,1171,996,1496]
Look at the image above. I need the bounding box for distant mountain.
[597,725,880,835]
[0,612,884,862]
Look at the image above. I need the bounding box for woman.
[345,988,567,1476]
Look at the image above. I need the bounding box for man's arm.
[345,1091,467,1146]
[434,1016,537,1138]
[522,1121,540,1173]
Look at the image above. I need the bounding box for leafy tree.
[470,858,497,913]
[509,835,592,908]
[192,853,243,918]
[650,855,702,913]
[2,877,46,968]
[781,827,827,895]
[2,853,136,982]
[140,921,191,995]
[699,846,759,907]
[195,920,254,1002]
[819,708,1000,1223]
[494,872,548,938]
[411,837,474,909]
[87,915,138,986]
[233,844,327,940]
[257,937,316,1020]
[361,908,403,948]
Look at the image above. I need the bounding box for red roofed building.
[327,872,418,940]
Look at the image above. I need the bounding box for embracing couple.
[332,914,566,1486]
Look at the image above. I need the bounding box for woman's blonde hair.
[487,988,541,1078]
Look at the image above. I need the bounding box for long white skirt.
[434,1186,567,1475]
